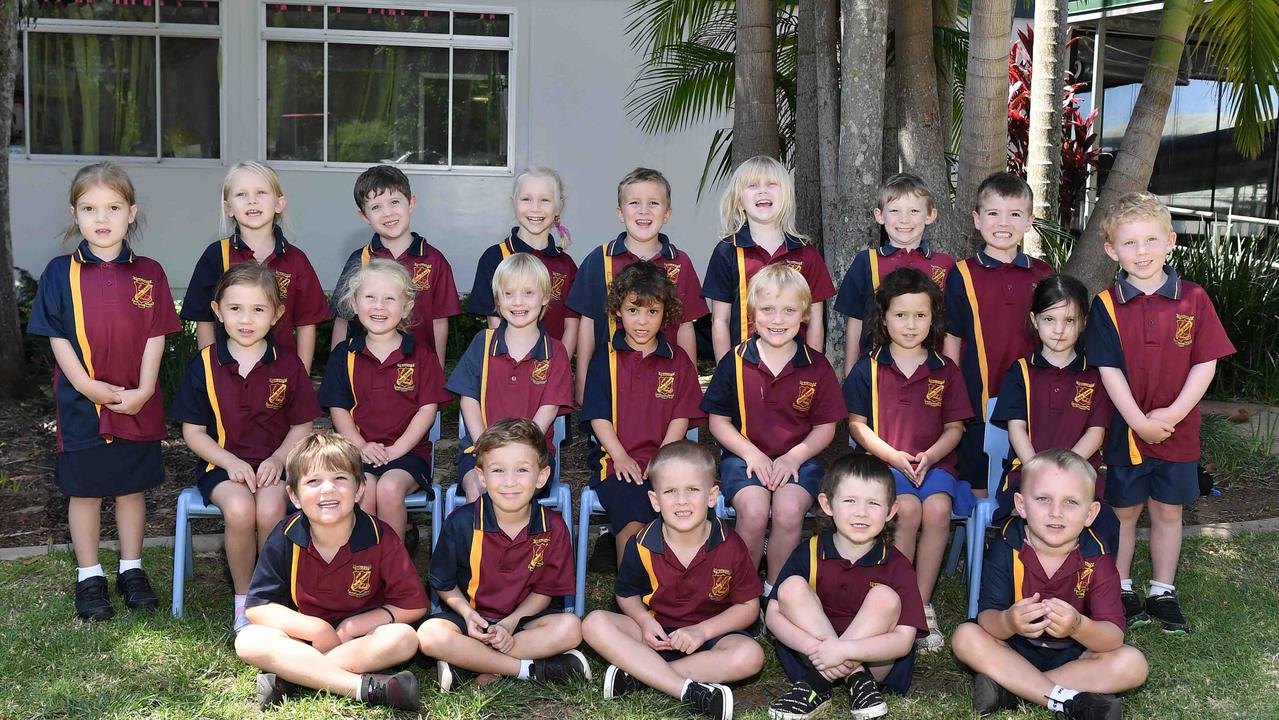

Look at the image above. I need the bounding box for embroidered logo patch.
[348,564,372,598]
[664,263,681,284]
[709,568,732,601]
[266,378,288,410]
[924,378,946,407]
[131,276,154,309]
[785,259,805,274]
[411,262,433,290]
[656,371,676,399]
[550,271,567,300]
[531,359,551,385]
[528,538,550,571]
[1174,314,1195,347]
[1072,381,1095,411]
[930,265,948,286]
[394,363,416,392]
[794,380,816,412]
[274,270,292,299]
[1074,560,1096,599]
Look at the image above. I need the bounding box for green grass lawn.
[2,532,1277,719]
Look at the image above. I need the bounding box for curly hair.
[605,261,683,328]
[867,267,945,351]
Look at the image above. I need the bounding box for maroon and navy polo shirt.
[246,507,429,625]
[843,347,973,477]
[701,338,846,459]
[943,249,1054,417]
[445,323,573,449]
[991,351,1112,495]
[580,330,705,482]
[978,517,1126,641]
[834,242,955,350]
[27,241,183,452]
[616,515,763,630]
[318,331,452,464]
[332,232,461,356]
[701,225,837,348]
[467,229,580,341]
[429,493,574,621]
[168,331,321,469]
[565,233,709,350]
[180,227,332,355]
[769,532,927,638]
[1085,267,1234,465]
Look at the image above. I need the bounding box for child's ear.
[287,486,301,508]
[274,194,288,215]
[1084,499,1101,528]
[127,204,139,226]
[971,209,981,229]
[271,303,285,325]
[1166,231,1177,253]
[886,498,900,523]
[210,300,223,323]
[406,195,418,214]
[706,482,720,509]
[357,209,371,226]
[1103,241,1119,262]
[535,463,550,490]
[924,207,938,224]
[615,206,626,225]
[1013,491,1027,518]
[403,297,415,317]
[816,492,834,518]
[873,207,886,225]
[648,488,661,513]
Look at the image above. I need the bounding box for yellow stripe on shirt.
[736,245,750,343]
[1097,291,1142,465]
[954,260,992,412]
[201,346,226,471]
[734,349,748,438]
[68,259,100,421]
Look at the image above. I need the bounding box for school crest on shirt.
[528,538,551,571]
[1072,381,1095,412]
[930,265,948,287]
[709,568,732,601]
[549,271,567,301]
[394,363,416,392]
[131,276,155,309]
[794,380,817,412]
[531,359,551,385]
[785,259,805,275]
[1074,561,1096,599]
[411,263,433,291]
[274,270,293,299]
[924,378,946,408]
[664,263,681,284]
[656,371,676,400]
[1174,314,1195,348]
[266,378,288,410]
[348,564,372,598]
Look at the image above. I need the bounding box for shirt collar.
[877,241,934,259]
[1114,266,1182,303]
[637,514,728,555]
[346,328,415,357]
[490,321,553,361]
[283,506,382,553]
[230,225,290,257]
[475,493,553,535]
[818,531,889,567]
[368,232,430,257]
[213,327,281,366]
[975,248,1032,269]
[72,240,135,265]
[738,336,816,368]
[605,232,679,261]
[870,345,946,370]
[999,516,1108,559]
[728,224,807,252]
[1029,349,1088,372]
[505,228,563,257]
[610,328,675,358]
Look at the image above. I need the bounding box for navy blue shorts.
[362,453,434,497]
[774,637,917,696]
[423,606,565,636]
[456,447,555,499]
[719,455,823,504]
[656,627,757,662]
[1106,459,1199,507]
[195,466,291,507]
[1008,635,1086,672]
[955,422,988,490]
[56,439,164,497]
[592,474,658,534]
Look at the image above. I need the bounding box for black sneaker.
[972,673,1018,715]
[436,659,475,692]
[1145,590,1189,634]
[767,681,831,720]
[116,568,159,611]
[74,576,114,621]
[255,672,299,709]
[360,670,419,711]
[603,664,649,698]
[531,649,592,683]
[847,670,888,719]
[1057,691,1121,720]
[682,681,733,720]
[1120,589,1151,628]
[589,530,617,573]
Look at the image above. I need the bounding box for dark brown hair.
[474,418,550,470]
[867,267,946,351]
[606,261,683,328]
[819,453,897,544]
[975,171,1033,211]
[285,431,364,493]
[213,262,284,315]
[354,165,413,213]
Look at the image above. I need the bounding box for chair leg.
[172,499,190,618]
[966,515,989,619]
[943,524,965,578]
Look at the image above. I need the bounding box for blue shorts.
[1008,634,1086,672]
[592,474,658,534]
[195,466,291,507]
[362,453,434,497]
[1106,459,1199,507]
[56,440,164,497]
[955,422,988,490]
[719,455,823,504]
[891,468,976,517]
[423,606,564,636]
[457,447,555,499]
[774,637,916,696]
[656,627,757,663]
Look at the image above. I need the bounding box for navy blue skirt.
[56,440,165,497]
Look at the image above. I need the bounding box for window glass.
[451,49,508,166]
[327,44,449,164]
[161,37,221,158]
[266,42,325,161]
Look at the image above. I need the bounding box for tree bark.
[1065,0,1194,293]
[0,0,26,398]
[795,0,822,241]
[882,49,899,176]
[815,0,840,247]
[956,0,1014,233]
[734,0,780,164]
[934,0,958,160]
[1024,0,1069,257]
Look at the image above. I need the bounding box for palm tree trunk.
[956,0,1014,226]
[734,0,780,164]
[1065,0,1195,293]
[0,0,27,397]
[1024,0,1070,257]
[815,0,840,246]
[934,0,958,159]
[795,0,822,240]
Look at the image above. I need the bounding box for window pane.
[161,38,220,158]
[161,0,220,25]
[28,33,157,156]
[327,44,447,165]
[267,3,323,29]
[266,42,324,161]
[30,3,153,22]
[451,49,508,167]
[328,5,449,34]
[453,12,510,38]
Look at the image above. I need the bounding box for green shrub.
[159,315,200,403]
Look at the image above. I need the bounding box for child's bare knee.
[864,583,901,616]
[1113,645,1148,687]
[896,499,922,523]
[922,496,952,525]
[546,612,584,645]
[949,622,988,662]
[726,638,765,674]
[417,618,460,651]
[776,575,814,606]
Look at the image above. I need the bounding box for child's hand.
[769,455,803,491]
[256,457,285,487]
[361,442,390,466]
[487,622,515,654]
[106,387,153,416]
[82,380,124,406]
[464,611,493,641]
[806,637,850,672]
[667,624,707,654]
[640,616,671,651]
[1134,416,1174,444]
[225,458,258,491]
[1042,598,1082,639]
[888,451,918,485]
[382,442,409,463]
[744,449,775,490]
[614,454,644,485]
[911,452,933,484]
[1007,593,1050,638]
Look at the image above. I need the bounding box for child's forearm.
[841,625,916,664]
[49,338,95,391]
[499,592,552,630]
[843,318,863,376]
[1160,360,1217,424]
[560,317,579,359]
[532,404,559,434]
[437,587,475,617]
[1007,420,1036,463]
[661,418,690,446]
[389,404,437,457]
[708,414,763,459]
[710,303,731,362]
[977,608,1017,640]
[195,321,216,349]
[295,324,317,374]
[616,595,654,628]
[806,303,824,351]
[695,599,759,638]
[1071,426,1106,462]
[676,322,697,365]
[182,424,248,470]
[245,602,329,641]
[1071,616,1125,653]
[1098,367,1147,428]
[329,409,367,447]
[923,423,965,465]
[848,418,903,462]
[270,422,315,464]
[590,419,631,462]
[785,423,837,465]
[942,334,962,365]
[433,318,448,371]
[459,397,485,441]
[575,318,595,404]
[331,316,348,349]
[137,335,166,394]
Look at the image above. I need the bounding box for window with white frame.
[19,1,222,159]
[262,3,512,169]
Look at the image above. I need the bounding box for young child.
[702,156,836,361]
[834,173,955,375]
[170,263,321,631]
[234,431,427,711]
[448,253,574,502]
[181,161,331,371]
[582,441,765,720]
[991,274,1119,550]
[331,165,460,370]
[319,259,451,539]
[566,167,709,403]
[28,162,182,621]
[1085,191,1234,633]
[844,267,974,651]
[702,264,845,596]
[418,418,588,690]
[581,261,705,563]
[469,167,579,356]
[951,450,1148,718]
[943,172,1054,494]
[766,454,927,720]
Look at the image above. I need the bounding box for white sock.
[233,594,247,615]
[1120,578,1133,593]
[762,581,773,598]
[77,564,105,582]
[517,659,533,680]
[119,558,143,574]
[355,675,366,701]
[1148,580,1175,597]
[1046,685,1079,712]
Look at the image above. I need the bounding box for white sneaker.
[916,603,945,652]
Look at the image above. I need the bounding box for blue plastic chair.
[965,400,1005,618]
[171,412,445,618]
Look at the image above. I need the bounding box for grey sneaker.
[916,603,945,652]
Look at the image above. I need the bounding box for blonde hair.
[513,167,566,213]
[877,173,936,212]
[1020,449,1097,495]
[338,258,417,330]
[220,161,286,238]
[719,156,808,241]
[286,431,364,493]
[63,162,142,245]
[746,263,812,321]
[1101,191,1173,245]
[491,253,551,319]
[647,440,718,490]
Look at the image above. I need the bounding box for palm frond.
[1192,0,1279,158]
[626,42,736,134]
[697,128,735,201]
[625,0,733,59]
[1034,217,1076,269]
